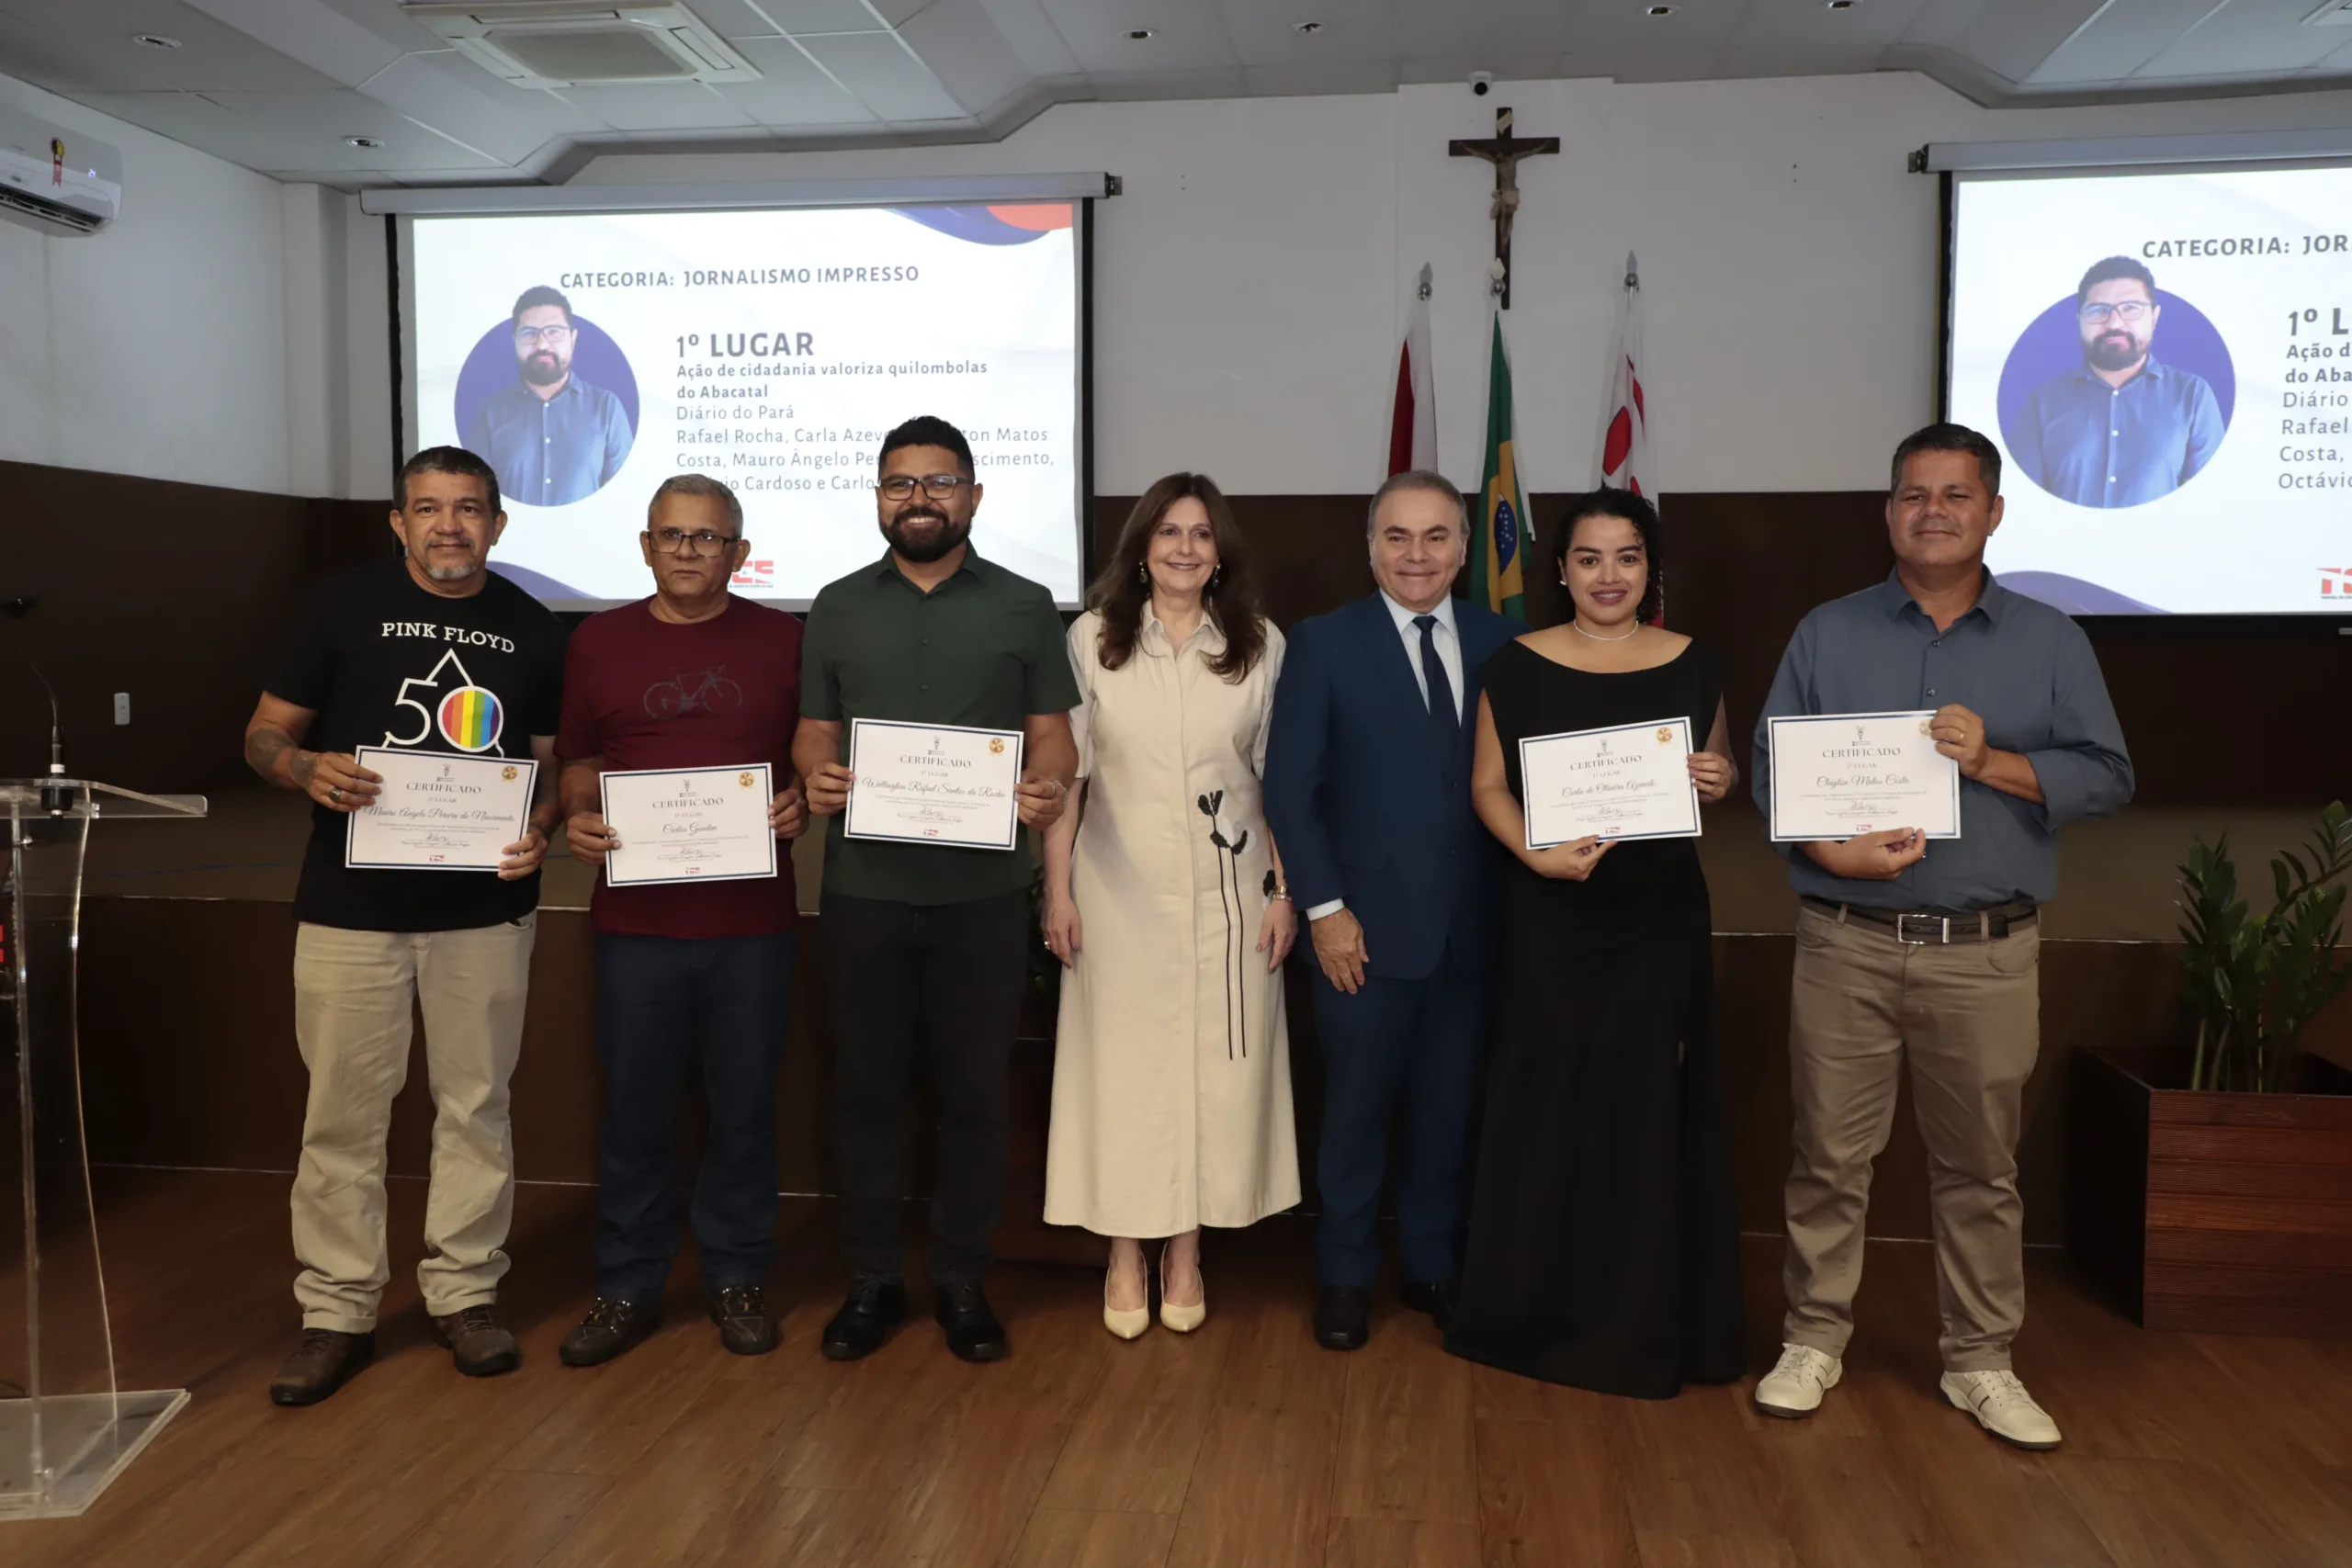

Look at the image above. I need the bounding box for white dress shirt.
[1305,592,1464,922]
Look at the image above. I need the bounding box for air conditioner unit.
[402,2,762,88]
[0,107,122,237]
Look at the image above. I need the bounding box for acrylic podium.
[3,778,206,1519]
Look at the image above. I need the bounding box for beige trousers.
[1781,904,2041,1372]
[290,917,535,1332]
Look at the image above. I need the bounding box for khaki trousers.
[1781,904,2041,1372]
[290,917,535,1332]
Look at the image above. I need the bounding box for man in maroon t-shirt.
[554,473,808,1364]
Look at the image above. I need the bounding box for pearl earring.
[1137,561,1149,585]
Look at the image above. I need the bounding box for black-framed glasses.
[878,474,971,502]
[2078,301,2151,325]
[648,527,740,555]
[514,323,575,346]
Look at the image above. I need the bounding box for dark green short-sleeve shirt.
[801,548,1081,906]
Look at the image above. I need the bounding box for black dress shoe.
[1400,1278,1462,1332]
[934,1280,1009,1363]
[708,1284,778,1356]
[821,1277,908,1361]
[560,1297,662,1367]
[269,1328,375,1406]
[1314,1286,1372,1351]
[430,1306,521,1377]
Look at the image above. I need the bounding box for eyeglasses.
[2078,301,2152,325]
[514,323,575,346]
[877,474,971,502]
[648,527,740,555]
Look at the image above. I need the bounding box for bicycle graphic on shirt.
[643,665,743,718]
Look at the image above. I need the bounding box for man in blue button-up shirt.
[463,286,634,509]
[1749,423,2132,1451]
[2011,255,2222,508]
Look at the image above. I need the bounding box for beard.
[2086,331,2144,372]
[884,507,971,563]
[521,351,567,387]
[419,541,481,581]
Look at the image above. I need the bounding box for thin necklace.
[1568,615,1640,642]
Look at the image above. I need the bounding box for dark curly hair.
[1086,473,1266,682]
[1555,486,1664,626]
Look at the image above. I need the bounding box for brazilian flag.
[1472,312,1527,620]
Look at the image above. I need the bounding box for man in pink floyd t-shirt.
[554,473,809,1365]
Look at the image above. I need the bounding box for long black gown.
[1443,637,1745,1399]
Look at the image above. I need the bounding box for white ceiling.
[1,0,2348,187]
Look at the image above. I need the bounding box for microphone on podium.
[1,596,70,815]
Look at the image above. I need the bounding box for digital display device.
[400,201,1086,608]
[1943,164,2351,615]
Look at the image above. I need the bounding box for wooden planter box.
[2068,1045,2352,1336]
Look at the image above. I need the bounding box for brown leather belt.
[1801,897,2039,945]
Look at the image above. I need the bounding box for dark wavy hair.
[1087,473,1266,682]
[1555,486,1664,626]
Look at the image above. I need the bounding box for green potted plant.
[2069,802,2352,1336]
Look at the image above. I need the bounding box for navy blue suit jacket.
[1263,593,1521,983]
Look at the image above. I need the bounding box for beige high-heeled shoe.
[1159,1239,1206,1334]
[1103,1257,1150,1340]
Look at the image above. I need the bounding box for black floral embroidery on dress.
[1197,790,1251,1060]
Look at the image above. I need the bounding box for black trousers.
[822,887,1029,1283]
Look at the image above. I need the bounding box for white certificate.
[1768,711,1962,842]
[843,719,1023,851]
[1519,717,1702,850]
[345,747,537,873]
[601,763,778,887]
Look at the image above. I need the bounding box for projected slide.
[409,203,1081,607]
[1947,166,2351,615]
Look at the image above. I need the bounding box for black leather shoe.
[821,1277,907,1361]
[1400,1278,1462,1332]
[708,1284,778,1357]
[560,1297,662,1367]
[430,1305,521,1377]
[934,1280,1009,1363]
[1314,1286,1372,1351]
[269,1327,375,1406]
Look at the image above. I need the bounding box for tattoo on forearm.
[249,729,311,788]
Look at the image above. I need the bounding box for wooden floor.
[13,1168,2352,1568]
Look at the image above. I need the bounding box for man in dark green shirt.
[793,414,1080,1364]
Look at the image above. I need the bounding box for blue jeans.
[1311,941,1491,1290]
[592,931,795,1304]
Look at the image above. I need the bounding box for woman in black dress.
[1443,487,1746,1399]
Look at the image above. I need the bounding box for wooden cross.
[1449,107,1557,310]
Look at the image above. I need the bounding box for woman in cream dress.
[1042,473,1298,1339]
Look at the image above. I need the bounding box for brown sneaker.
[269,1327,375,1406]
[429,1305,520,1377]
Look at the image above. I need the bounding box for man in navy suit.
[1264,469,1521,1350]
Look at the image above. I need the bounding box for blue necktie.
[1415,614,1458,743]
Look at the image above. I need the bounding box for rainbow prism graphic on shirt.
[438,685,503,752]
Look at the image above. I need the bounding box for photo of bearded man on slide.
[463,284,635,508]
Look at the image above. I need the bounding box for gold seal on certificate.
[601,762,778,887]
[843,718,1023,851]
[345,747,537,872]
[1767,711,1962,841]
[1519,717,1702,850]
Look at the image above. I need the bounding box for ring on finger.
[329,786,342,803]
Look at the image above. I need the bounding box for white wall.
[0,74,294,495]
[576,73,2352,497]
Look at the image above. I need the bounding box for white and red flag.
[1387,264,1437,476]
[1597,252,1653,501]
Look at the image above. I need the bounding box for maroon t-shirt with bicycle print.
[558,596,801,938]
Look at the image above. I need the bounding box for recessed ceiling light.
[1126,28,1155,39]
[1293,20,1324,33]
[1646,5,1677,14]
[1826,0,1857,9]
[130,33,182,49]
[344,135,385,150]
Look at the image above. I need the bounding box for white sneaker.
[1755,1343,1842,1417]
[1940,1370,2063,1450]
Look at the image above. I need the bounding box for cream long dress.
[1044,606,1300,1237]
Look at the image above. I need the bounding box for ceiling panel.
[309,0,451,53]
[406,49,616,135]
[558,81,762,130]
[709,33,878,123]
[0,11,175,94]
[357,51,561,164]
[180,0,403,86]
[797,28,967,118]
[1215,0,1400,68]
[678,0,793,36]
[78,87,351,170]
[2132,0,2352,80]
[190,85,509,167]
[1725,0,1929,50]
[1036,0,1240,74]
[1240,58,1400,96]
[897,0,1032,114]
[2029,0,2237,85]
[972,0,1085,76]
[1560,0,1744,54]
[2,0,345,93]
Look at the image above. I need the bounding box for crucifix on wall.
[1449,107,1558,310]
